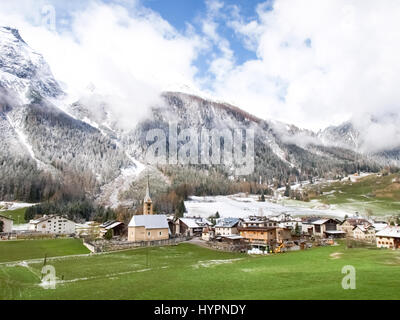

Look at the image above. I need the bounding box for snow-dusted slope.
[0,27,62,103]
[0,26,384,207]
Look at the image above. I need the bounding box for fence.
[85,236,191,253]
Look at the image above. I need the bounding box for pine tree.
[260,191,265,202]
[104,229,113,240]
[175,199,186,218]
[284,184,291,197]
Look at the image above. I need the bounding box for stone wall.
[86,236,191,252]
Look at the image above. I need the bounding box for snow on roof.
[373,223,388,232]
[312,219,329,225]
[101,221,124,230]
[29,215,71,224]
[220,235,244,240]
[354,224,374,233]
[325,230,346,234]
[180,218,212,228]
[376,227,400,238]
[215,218,240,228]
[128,215,168,229]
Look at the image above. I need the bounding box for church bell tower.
[143,176,153,215]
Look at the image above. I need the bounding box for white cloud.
[210,0,400,134]
[1,0,400,152]
[0,0,204,129]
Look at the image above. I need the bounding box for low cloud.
[0,0,203,129]
[1,0,400,151]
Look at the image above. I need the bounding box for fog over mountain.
[0,26,396,207]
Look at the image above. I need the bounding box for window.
[159,232,162,235]
[148,232,150,236]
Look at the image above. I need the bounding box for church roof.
[128,214,168,230]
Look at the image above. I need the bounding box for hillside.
[304,172,400,216]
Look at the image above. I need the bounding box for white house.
[29,215,76,235]
[0,214,13,233]
[215,218,241,236]
[376,227,400,249]
[177,218,213,236]
[353,224,375,242]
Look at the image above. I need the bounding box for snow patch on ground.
[0,201,36,211]
[184,195,350,219]
[192,258,243,269]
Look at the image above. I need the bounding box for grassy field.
[306,173,400,216]
[0,239,90,263]
[1,242,400,300]
[0,207,27,224]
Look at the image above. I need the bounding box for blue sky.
[105,0,267,79]
[50,0,267,80]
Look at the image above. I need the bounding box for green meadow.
[0,239,90,263]
[1,241,400,300]
[305,173,400,216]
[0,207,27,224]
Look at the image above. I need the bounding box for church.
[127,178,169,242]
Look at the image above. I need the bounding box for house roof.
[312,219,329,225]
[128,214,168,229]
[0,214,13,221]
[325,230,346,234]
[376,227,400,238]
[220,235,244,240]
[215,218,240,228]
[180,218,212,228]
[373,222,388,232]
[342,218,370,226]
[29,215,71,224]
[238,226,277,232]
[313,219,340,225]
[100,220,124,230]
[353,224,374,233]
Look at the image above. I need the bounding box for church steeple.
[143,175,153,215]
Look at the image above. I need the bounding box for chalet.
[127,179,169,242]
[177,218,213,236]
[29,215,75,235]
[270,213,292,222]
[201,227,215,241]
[301,217,321,235]
[100,220,125,237]
[339,218,371,236]
[214,218,241,236]
[75,221,100,237]
[238,225,292,249]
[376,227,400,249]
[353,224,375,242]
[312,219,345,238]
[0,214,13,233]
[242,219,277,228]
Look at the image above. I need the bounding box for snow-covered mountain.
[0,27,62,104]
[0,26,386,207]
[318,118,400,165]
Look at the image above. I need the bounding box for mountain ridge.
[0,26,393,208]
